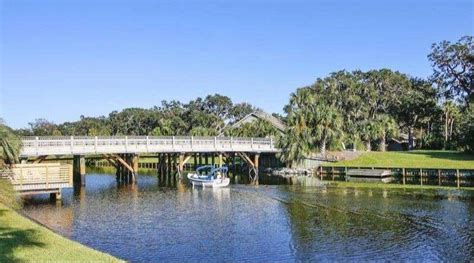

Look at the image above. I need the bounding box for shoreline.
[0,202,123,262]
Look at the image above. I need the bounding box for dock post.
[438,169,441,186]
[456,169,460,188]
[73,155,86,187]
[50,191,61,201]
[218,153,223,168]
[402,168,406,185]
[420,168,423,186]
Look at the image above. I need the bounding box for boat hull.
[187,173,230,188]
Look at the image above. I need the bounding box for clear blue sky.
[1,0,472,128]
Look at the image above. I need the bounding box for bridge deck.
[20,136,279,157]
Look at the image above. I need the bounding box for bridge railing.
[20,136,278,156]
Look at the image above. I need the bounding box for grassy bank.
[0,203,122,262]
[327,181,474,191]
[331,150,474,169]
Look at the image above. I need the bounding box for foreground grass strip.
[331,150,474,169]
[0,203,122,262]
[328,181,474,191]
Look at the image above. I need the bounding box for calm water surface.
[22,173,474,262]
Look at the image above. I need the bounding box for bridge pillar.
[193,154,197,169]
[73,155,86,186]
[132,154,139,175]
[254,153,260,185]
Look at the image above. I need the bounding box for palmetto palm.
[0,122,22,167]
[310,103,343,155]
[373,114,399,151]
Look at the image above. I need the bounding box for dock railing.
[9,163,73,194]
[318,165,474,188]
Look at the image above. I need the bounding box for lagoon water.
[22,173,474,262]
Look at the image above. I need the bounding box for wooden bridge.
[20,136,278,156]
[20,136,280,186]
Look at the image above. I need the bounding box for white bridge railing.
[20,136,279,157]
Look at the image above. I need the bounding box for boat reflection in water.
[20,173,474,262]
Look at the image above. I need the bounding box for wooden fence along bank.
[319,166,474,188]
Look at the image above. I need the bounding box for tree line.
[14,94,280,138]
[1,36,473,169]
[277,36,473,166]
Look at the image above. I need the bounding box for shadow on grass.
[406,151,474,162]
[0,209,46,262]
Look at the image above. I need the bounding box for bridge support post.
[254,153,260,185]
[132,154,139,176]
[50,191,62,201]
[193,154,197,169]
[73,155,86,187]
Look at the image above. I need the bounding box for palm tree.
[359,120,377,152]
[276,110,312,167]
[311,103,343,155]
[373,114,398,151]
[277,89,314,167]
[0,121,22,168]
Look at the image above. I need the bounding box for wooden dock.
[6,163,73,199]
[318,166,474,188]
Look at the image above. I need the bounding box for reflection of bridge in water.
[20,136,281,189]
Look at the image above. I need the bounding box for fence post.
[332,166,335,181]
[320,166,323,180]
[402,168,406,185]
[438,169,441,186]
[344,166,348,181]
[420,168,423,186]
[94,136,98,153]
[457,169,460,188]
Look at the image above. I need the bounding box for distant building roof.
[218,110,287,136]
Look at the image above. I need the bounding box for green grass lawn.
[0,203,122,262]
[330,150,474,169]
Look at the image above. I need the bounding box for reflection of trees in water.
[282,188,448,260]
